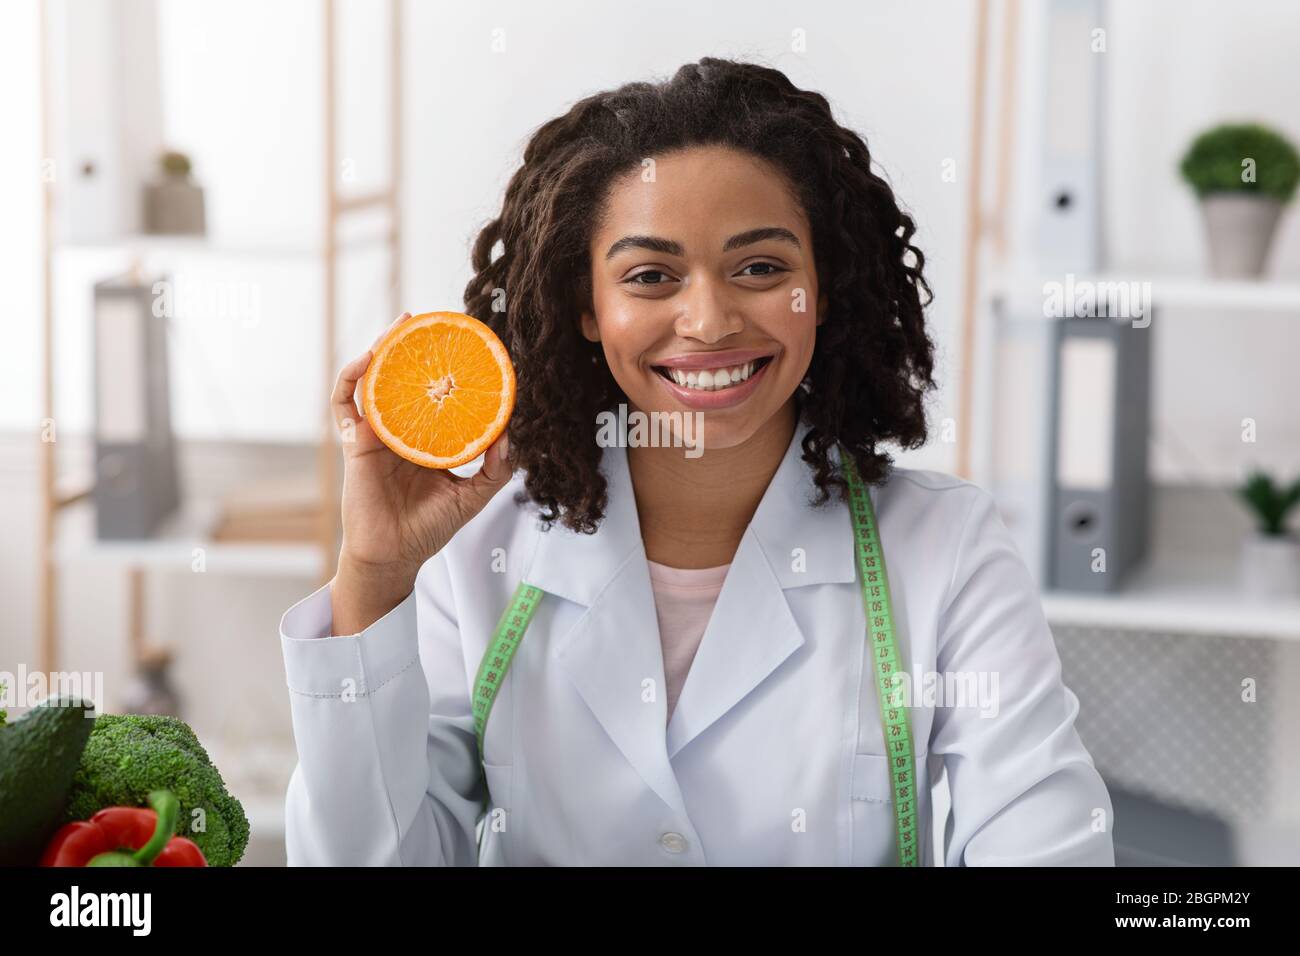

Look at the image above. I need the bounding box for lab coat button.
[658,832,688,854]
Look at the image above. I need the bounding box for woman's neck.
[627,397,798,569]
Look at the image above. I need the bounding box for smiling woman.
[280,56,1115,869]
[461,58,938,534]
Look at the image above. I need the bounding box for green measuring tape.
[471,582,542,854]
[470,446,918,866]
[472,583,543,757]
[841,451,920,867]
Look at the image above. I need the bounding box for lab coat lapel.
[525,439,685,815]
[663,523,804,759]
[666,424,855,758]
[523,420,856,808]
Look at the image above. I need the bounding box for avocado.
[0,697,96,866]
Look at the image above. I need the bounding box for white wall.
[999,0,1300,485]
[2,0,42,439]
[1103,0,1300,484]
[2,0,392,444]
[1104,0,1300,276]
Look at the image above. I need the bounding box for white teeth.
[666,360,760,391]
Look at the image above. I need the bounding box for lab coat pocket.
[480,763,513,860]
[850,754,896,866]
[852,752,928,866]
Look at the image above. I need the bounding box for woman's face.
[581,145,826,453]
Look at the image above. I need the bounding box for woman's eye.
[739,262,787,278]
[628,270,672,286]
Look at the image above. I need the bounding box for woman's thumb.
[465,432,513,496]
[485,432,510,482]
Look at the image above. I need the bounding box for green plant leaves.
[1238,470,1300,536]
[1180,123,1300,202]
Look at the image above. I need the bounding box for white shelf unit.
[35,0,404,673]
[1042,552,1300,643]
[979,271,1300,640]
[53,497,324,578]
[986,269,1300,317]
[55,230,393,260]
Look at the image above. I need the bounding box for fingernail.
[497,435,510,463]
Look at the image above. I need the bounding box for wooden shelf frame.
[35,0,404,674]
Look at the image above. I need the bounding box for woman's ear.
[579,309,601,343]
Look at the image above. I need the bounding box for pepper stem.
[132,789,179,866]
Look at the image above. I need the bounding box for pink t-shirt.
[645,559,731,724]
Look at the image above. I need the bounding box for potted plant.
[1236,470,1300,597]
[142,149,206,235]
[1179,123,1300,277]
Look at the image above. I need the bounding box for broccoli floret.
[63,714,250,867]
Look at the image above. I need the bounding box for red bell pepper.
[40,789,207,867]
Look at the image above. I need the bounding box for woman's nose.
[674,275,744,343]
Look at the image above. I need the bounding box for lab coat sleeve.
[279,550,484,865]
[928,486,1115,866]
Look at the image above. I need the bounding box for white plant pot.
[1199,195,1284,278]
[1238,531,1300,598]
[143,176,206,235]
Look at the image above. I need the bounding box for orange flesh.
[363,312,514,468]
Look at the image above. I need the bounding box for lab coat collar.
[523,417,857,809]
[525,417,855,603]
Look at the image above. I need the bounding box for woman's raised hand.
[329,312,514,635]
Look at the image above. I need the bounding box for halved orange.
[361,311,515,469]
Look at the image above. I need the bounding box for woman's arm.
[929,486,1115,866]
[280,549,483,865]
[275,318,514,865]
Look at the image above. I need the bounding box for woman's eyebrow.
[604,235,684,260]
[722,226,801,252]
[603,226,801,261]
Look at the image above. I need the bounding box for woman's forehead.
[593,149,810,253]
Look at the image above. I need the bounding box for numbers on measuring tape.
[472,583,543,755]
[843,450,919,867]
[472,582,545,861]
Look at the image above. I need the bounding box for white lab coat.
[279,418,1115,866]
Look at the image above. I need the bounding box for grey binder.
[1045,312,1154,592]
[92,274,181,539]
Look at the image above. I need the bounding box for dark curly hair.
[462,56,937,534]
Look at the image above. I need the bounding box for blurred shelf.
[1137,274,1300,312]
[54,231,392,260]
[34,0,400,675]
[53,496,323,577]
[1043,551,1300,641]
[988,270,1300,316]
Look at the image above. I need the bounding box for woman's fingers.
[331,350,373,436]
[449,429,514,514]
[331,313,412,441]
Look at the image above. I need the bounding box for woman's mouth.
[652,355,773,391]
[649,354,775,410]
